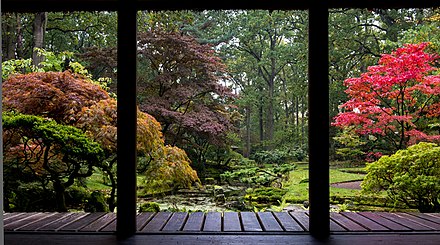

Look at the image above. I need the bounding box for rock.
[215,194,226,204]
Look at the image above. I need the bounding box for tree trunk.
[258,87,264,143]
[32,12,47,66]
[53,181,67,212]
[4,13,17,60]
[301,96,306,147]
[244,104,251,157]
[103,157,117,212]
[282,78,289,129]
[266,80,274,146]
[16,13,24,59]
[296,96,300,138]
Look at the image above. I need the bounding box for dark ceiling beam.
[2,0,440,12]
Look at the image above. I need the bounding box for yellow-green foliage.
[362,142,440,212]
[142,145,200,193]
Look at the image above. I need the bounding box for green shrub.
[84,191,109,212]
[65,185,91,208]
[251,148,306,165]
[244,187,288,204]
[7,182,57,212]
[220,163,295,187]
[139,202,160,212]
[362,142,440,212]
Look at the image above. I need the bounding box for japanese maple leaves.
[333,42,440,150]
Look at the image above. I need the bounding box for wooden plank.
[59,213,107,232]
[3,213,15,219]
[100,218,116,232]
[37,212,89,231]
[330,212,367,231]
[330,218,347,232]
[80,213,116,232]
[377,212,433,231]
[4,213,37,225]
[162,212,188,231]
[140,212,172,232]
[257,212,283,231]
[203,212,222,232]
[3,213,28,221]
[182,212,204,232]
[240,212,262,231]
[273,212,304,231]
[223,212,241,232]
[427,213,440,218]
[341,212,389,231]
[5,211,440,234]
[4,213,49,231]
[289,211,309,231]
[411,213,440,225]
[136,212,155,231]
[358,212,411,231]
[395,213,440,230]
[17,213,71,231]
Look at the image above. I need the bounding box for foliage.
[2,49,91,80]
[332,126,367,161]
[333,42,440,157]
[245,187,288,205]
[225,10,309,150]
[137,30,239,168]
[139,202,161,212]
[65,185,91,208]
[3,112,104,211]
[362,142,440,212]
[2,71,110,124]
[141,145,200,194]
[220,163,295,187]
[84,191,110,212]
[2,70,200,209]
[6,182,54,211]
[251,148,306,165]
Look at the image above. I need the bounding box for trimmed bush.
[362,142,440,212]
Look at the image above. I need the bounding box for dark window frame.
[2,0,439,240]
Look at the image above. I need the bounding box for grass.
[84,173,112,191]
[282,162,413,211]
[283,162,366,205]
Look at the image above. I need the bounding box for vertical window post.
[0,4,4,241]
[117,1,138,239]
[308,4,330,239]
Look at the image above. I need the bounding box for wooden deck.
[4,211,440,234]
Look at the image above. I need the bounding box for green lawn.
[283,163,365,205]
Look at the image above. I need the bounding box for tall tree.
[223,10,308,151]
[333,43,440,157]
[32,12,47,66]
[137,30,238,168]
[328,8,436,159]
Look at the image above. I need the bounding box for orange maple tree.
[3,71,200,210]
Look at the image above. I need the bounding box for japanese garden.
[2,9,440,215]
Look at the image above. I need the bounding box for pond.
[139,184,249,212]
[139,183,307,213]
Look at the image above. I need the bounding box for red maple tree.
[333,42,440,155]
